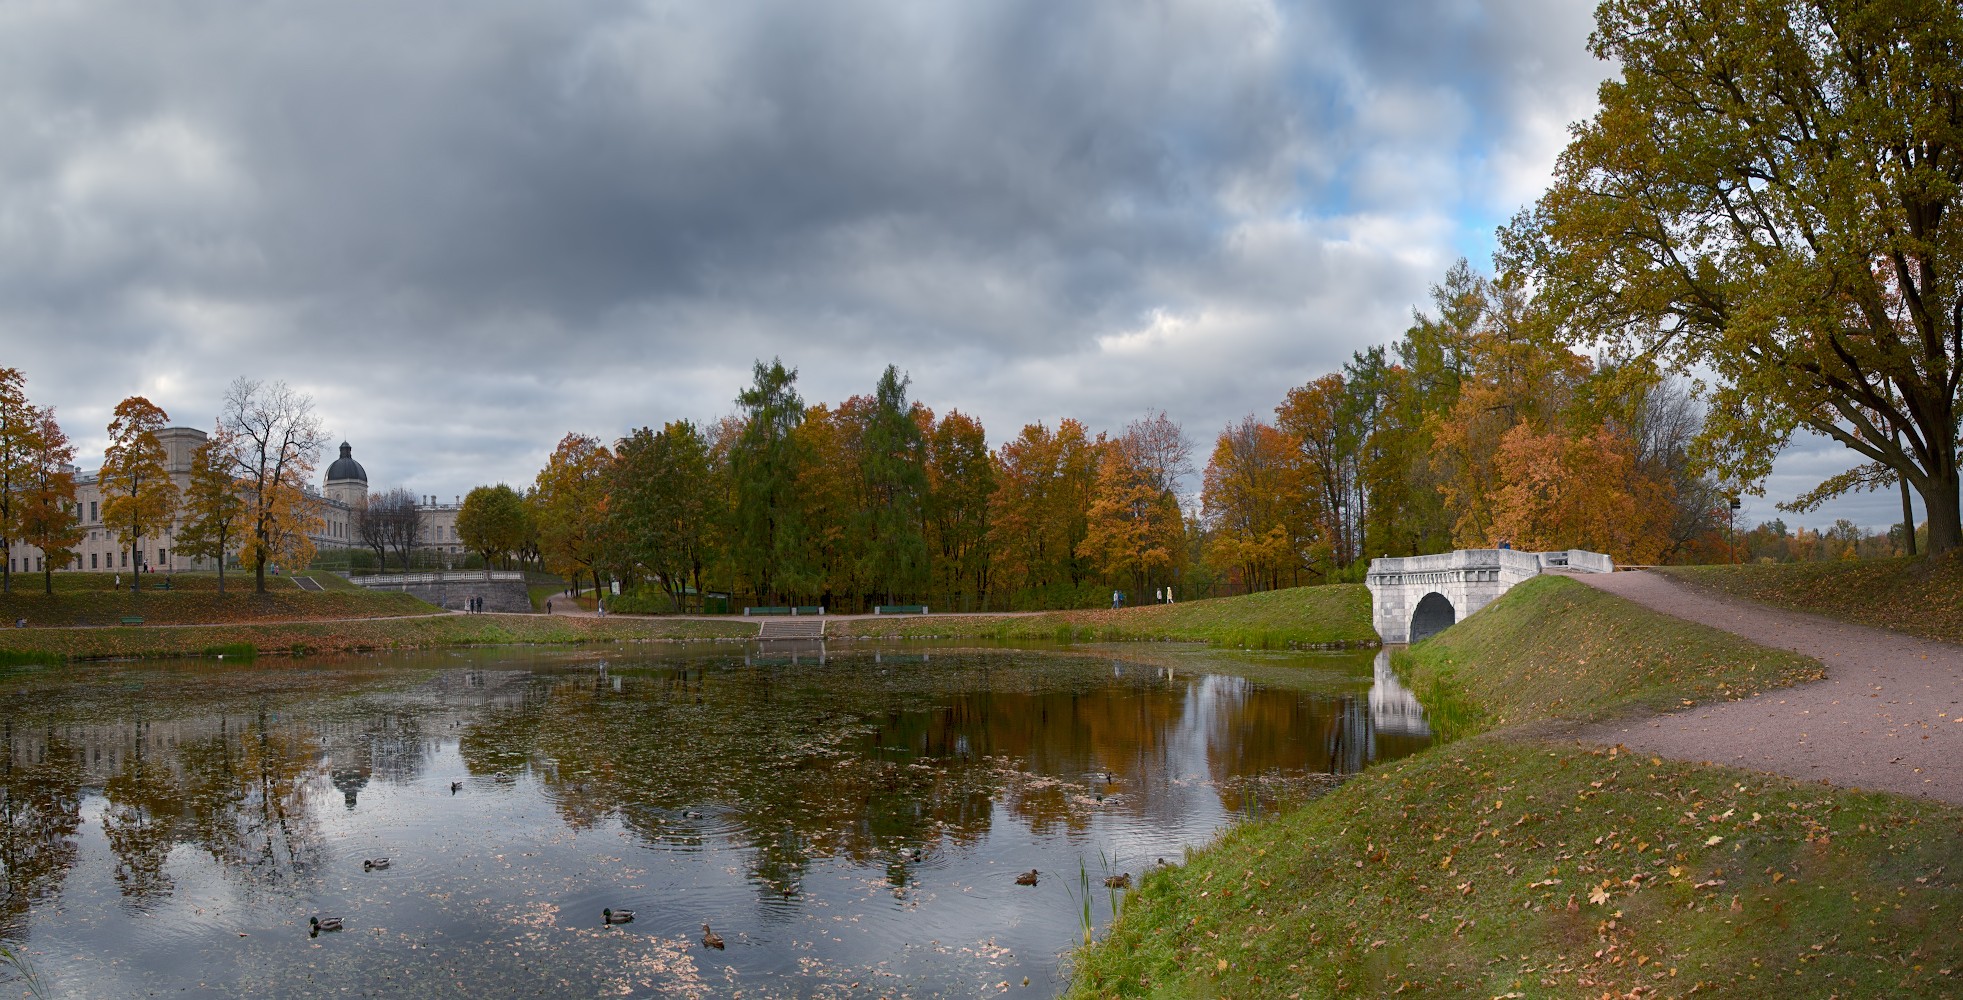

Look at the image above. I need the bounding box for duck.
[363,858,390,871]
[683,810,703,820]
[450,781,463,794]
[603,908,634,924]
[310,916,343,934]
[1015,869,1040,886]
[701,923,724,950]
[1103,873,1132,889]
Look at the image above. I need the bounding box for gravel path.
[1556,570,1963,805]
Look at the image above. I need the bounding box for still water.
[0,640,1428,999]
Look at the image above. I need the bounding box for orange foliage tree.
[220,379,325,592]
[19,408,84,594]
[1483,422,1675,565]
[988,419,1102,603]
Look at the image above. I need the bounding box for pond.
[0,640,1429,999]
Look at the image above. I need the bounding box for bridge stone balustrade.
[1366,548,1612,643]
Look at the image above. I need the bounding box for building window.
[121,551,128,568]
[90,501,97,522]
[91,553,98,569]
[159,548,167,566]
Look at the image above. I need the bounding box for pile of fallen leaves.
[1068,738,1963,999]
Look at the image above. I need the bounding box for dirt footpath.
[1557,570,1963,805]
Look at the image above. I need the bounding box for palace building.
[4,429,465,575]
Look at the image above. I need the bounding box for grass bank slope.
[0,612,754,661]
[1065,574,1963,998]
[0,571,432,626]
[1396,575,1823,739]
[1663,558,1963,644]
[1068,738,1963,999]
[829,585,1375,647]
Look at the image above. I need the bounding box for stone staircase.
[757,617,826,640]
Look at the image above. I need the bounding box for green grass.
[1068,737,1963,999]
[0,612,756,660]
[829,585,1377,647]
[1393,575,1825,738]
[1065,573,1963,998]
[1662,558,1963,645]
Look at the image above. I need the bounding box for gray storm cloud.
[1,0,1606,499]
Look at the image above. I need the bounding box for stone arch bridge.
[1365,548,1614,644]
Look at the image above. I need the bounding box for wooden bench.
[873,605,929,615]
[742,606,793,616]
[120,617,144,626]
[792,605,825,615]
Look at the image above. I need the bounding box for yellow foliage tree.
[100,396,180,591]
[20,408,84,594]
[221,379,326,591]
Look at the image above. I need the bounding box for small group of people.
[464,596,486,613]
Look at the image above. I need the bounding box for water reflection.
[0,641,1427,998]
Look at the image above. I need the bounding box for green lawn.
[1394,574,1824,738]
[829,584,1377,647]
[1663,558,1963,645]
[1064,572,1962,999]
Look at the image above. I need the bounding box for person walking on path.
[1562,570,1963,806]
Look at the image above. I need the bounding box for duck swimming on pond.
[1103,873,1132,889]
[684,810,703,819]
[310,917,343,935]
[701,924,724,950]
[603,908,634,924]
[364,858,390,871]
[450,781,462,793]
[1015,870,1040,886]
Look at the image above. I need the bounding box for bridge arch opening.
[1409,592,1455,642]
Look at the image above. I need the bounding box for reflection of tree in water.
[103,728,182,910]
[0,725,85,939]
[177,712,330,900]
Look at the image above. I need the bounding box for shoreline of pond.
[1063,574,1963,998]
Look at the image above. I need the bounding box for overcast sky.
[0,0,1903,531]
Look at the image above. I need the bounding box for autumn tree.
[988,419,1102,604]
[1079,414,1190,599]
[364,488,421,571]
[456,483,530,570]
[729,359,814,603]
[175,428,248,593]
[0,368,34,593]
[533,433,612,595]
[1484,421,1675,565]
[1505,0,1963,553]
[927,410,994,605]
[220,379,325,591]
[855,366,930,605]
[19,409,83,594]
[605,422,719,612]
[100,397,179,592]
[1276,376,1359,567]
[1201,417,1317,592]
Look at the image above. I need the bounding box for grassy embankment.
[1068,575,1963,999]
[1663,557,1963,644]
[828,584,1378,648]
[0,571,754,662]
[0,570,430,626]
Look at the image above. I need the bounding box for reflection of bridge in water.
[1321,649,1433,774]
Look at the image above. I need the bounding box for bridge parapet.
[1366,548,1612,643]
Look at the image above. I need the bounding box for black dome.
[326,442,367,483]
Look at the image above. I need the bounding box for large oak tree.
[1505,0,1963,552]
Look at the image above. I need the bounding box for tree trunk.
[1923,469,1962,557]
[1902,478,1918,557]
[44,564,52,595]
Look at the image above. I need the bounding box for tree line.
[0,371,329,594]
